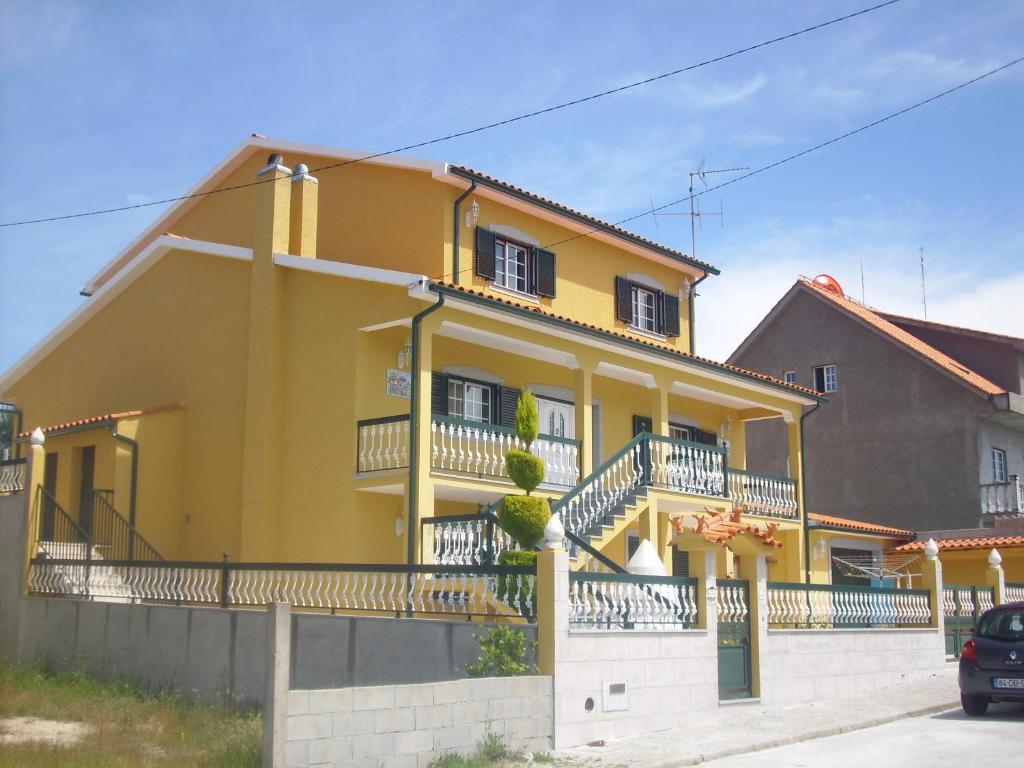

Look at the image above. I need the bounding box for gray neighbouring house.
[728,276,1024,532]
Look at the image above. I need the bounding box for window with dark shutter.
[615,276,633,322]
[430,373,449,416]
[535,248,556,298]
[498,387,522,428]
[695,429,718,446]
[475,227,496,280]
[671,547,689,577]
[663,293,680,337]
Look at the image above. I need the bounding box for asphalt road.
[706,702,1024,767]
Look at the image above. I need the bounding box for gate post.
[23,429,47,589]
[737,554,767,700]
[920,539,944,632]
[262,601,290,768]
[986,549,1006,606]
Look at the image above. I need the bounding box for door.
[633,415,653,483]
[77,447,96,536]
[42,452,58,540]
[717,579,753,699]
[536,398,576,485]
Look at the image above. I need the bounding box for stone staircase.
[34,541,135,602]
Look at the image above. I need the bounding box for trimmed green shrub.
[505,450,545,494]
[499,496,549,549]
[496,550,538,619]
[466,625,537,678]
[514,392,539,446]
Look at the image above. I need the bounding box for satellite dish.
[812,274,844,297]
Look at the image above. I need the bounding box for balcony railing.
[0,458,26,495]
[357,415,411,472]
[768,582,932,629]
[980,476,1022,516]
[727,467,798,519]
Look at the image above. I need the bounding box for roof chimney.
[289,163,319,259]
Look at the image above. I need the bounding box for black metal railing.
[87,490,164,563]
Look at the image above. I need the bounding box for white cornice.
[1,237,252,394]
[272,254,426,288]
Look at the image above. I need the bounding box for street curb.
[646,701,960,767]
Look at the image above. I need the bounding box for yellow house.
[1,136,823,577]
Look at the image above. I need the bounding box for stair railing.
[88,490,164,563]
[34,485,93,597]
[550,432,647,543]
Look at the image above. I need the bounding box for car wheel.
[960,694,988,716]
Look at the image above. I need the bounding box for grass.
[0,663,261,767]
[430,733,558,768]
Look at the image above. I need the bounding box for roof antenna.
[649,162,749,261]
[919,246,928,319]
[860,255,866,304]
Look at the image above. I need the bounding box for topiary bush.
[514,392,539,447]
[499,496,549,549]
[505,449,545,495]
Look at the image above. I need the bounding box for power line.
[539,55,1024,253]
[0,0,904,228]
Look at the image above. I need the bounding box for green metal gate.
[717,579,752,700]
[944,585,994,657]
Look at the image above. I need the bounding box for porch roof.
[16,403,184,439]
[671,508,784,552]
[893,535,1024,553]
[808,512,914,539]
[430,282,823,404]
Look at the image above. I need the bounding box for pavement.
[554,664,963,767]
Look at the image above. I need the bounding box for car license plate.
[993,678,1024,689]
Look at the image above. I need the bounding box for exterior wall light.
[814,537,828,560]
[395,516,405,537]
[465,199,480,228]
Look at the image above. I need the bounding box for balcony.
[356,414,580,488]
[980,476,1023,517]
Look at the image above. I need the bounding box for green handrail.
[550,432,646,517]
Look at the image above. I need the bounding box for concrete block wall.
[760,628,947,706]
[285,676,553,768]
[553,629,718,748]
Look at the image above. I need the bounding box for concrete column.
[573,358,596,478]
[738,553,768,699]
[698,550,718,632]
[920,539,945,632]
[986,549,1006,605]
[23,431,46,585]
[289,165,319,259]
[536,544,569,677]
[650,377,670,437]
[411,313,442,562]
[262,601,291,768]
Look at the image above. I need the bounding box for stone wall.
[286,677,553,767]
[760,628,947,706]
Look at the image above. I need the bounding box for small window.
[784,371,796,385]
[632,285,657,333]
[813,364,838,394]
[494,238,529,294]
[669,424,692,442]
[993,448,1008,483]
[447,379,492,423]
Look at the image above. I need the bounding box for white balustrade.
[357,418,410,472]
[1006,583,1024,603]
[0,460,25,495]
[568,575,699,630]
[430,418,579,487]
[649,439,725,497]
[716,582,750,624]
[727,469,799,519]
[556,442,644,540]
[980,477,1023,515]
[426,516,519,566]
[768,584,931,628]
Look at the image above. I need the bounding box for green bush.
[465,625,538,678]
[499,496,548,548]
[514,392,539,447]
[505,450,545,494]
[496,550,538,617]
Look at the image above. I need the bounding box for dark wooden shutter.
[475,228,496,280]
[431,373,449,416]
[663,293,680,337]
[627,536,640,560]
[535,248,556,298]
[671,547,689,577]
[498,387,521,428]
[615,277,632,322]
[696,429,718,446]
[655,290,666,334]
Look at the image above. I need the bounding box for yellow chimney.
[254,153,292,258]
[289,163,319,259]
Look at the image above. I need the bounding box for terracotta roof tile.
[17,403,184,438]
[450,165,719,275]
[437,282,820,398]
[800,279,1005,396]
[893,535,1024,553]
[671,508,784,549]
[808,512,914,538]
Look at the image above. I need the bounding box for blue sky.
[1,0,1022,370]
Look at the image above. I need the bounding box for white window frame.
[813,364,838,394]
[631,285,657,333]
[993,447,1008,484]
[494,238,530,295]
[784,371,796,385]
[447,378,492,424]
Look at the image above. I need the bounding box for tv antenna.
[919,246,928,319]
[647,162,749,262]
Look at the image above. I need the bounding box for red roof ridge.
[808,512,914,538]
[893,534,1024,553]
[671,508,784,549]
[18,402,185,438]
[799,279,1005,396]
[438,281,819,398]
